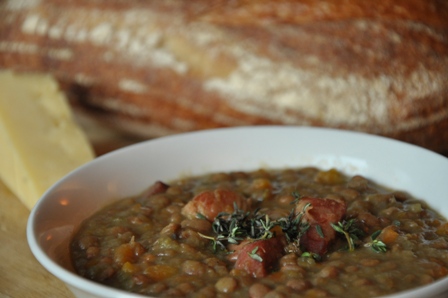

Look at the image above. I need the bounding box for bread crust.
[1,0,447,152]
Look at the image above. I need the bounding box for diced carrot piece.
[143,264,178,281]
[121,262,138,274]
[315,169,345,185]
[378,225,399,244]
[436,222,448,236]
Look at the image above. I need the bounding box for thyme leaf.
[248,246,263,262]
[370,230,381,240]
[291,191,302,205]
[196,213,207,220]
[301,251,322,261]
[315,225,324,238]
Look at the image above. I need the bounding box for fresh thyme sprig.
[368,239,387,253]
[277,202,311,242]
[198,195,311,252]
[200,203,276,252]
[365,229,387,253]
[330,219,364,251]
[198,191,386,258]
[197,232,224,251]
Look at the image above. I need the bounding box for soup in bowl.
[27,126,448,298]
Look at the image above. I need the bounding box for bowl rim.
[27,125,448,298]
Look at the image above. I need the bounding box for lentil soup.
[70,167,448,297]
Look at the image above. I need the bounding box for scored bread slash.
[0,70,95,210]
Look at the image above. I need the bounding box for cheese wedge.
[0,70,94,210]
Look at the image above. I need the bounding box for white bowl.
[27,126,448,298]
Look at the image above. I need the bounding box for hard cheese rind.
[0,70,94,210]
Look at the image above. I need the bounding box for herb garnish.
[198,197,311,253]
[277,202,311,242]
[291,191,302,204]
[365,230,387,253]
[330,219,363,251]
[315,225,325,238]
[248,246,263,262]
[198,204,274,252]
[301,251,322,261]
[196,213,207,220]
[198,192,387,258]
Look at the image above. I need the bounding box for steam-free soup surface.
[71,167,448,297]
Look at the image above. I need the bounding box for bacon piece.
[230,235,286,278]
[141,181,169,198]
[181,189,248,221]
[296,197,347,255]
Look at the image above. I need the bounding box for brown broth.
[71,167,448,297]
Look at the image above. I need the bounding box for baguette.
[1,0,447,152]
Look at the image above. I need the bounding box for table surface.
[0,180,73,298]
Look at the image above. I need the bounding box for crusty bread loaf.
[1,0,447,152]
